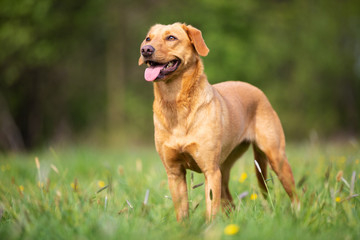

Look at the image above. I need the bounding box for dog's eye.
[166,35,177,41]
[145,37,151,42]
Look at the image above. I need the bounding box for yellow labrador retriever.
[138,23,298,221]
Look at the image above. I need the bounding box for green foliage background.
[0,0,359,150]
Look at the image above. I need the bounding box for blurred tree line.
[0,0,359,151]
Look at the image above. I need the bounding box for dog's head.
[138,23,209,82]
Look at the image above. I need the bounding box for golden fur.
[139,23,298,221]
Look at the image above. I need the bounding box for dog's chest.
[156,125,204,173]
[156,120,193,148]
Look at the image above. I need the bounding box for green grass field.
[0,142,359,239]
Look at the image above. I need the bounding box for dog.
[138,23,298,221]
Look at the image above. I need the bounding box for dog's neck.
[153,58,208,105]
[152,57,213,128]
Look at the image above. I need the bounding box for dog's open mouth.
[144,59,180,82]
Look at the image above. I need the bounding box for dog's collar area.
[144,59,180,82]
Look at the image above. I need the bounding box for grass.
[0,142,359,239]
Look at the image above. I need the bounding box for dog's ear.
[182,24,209,57]
[138,56,144,66]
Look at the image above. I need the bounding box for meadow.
[0,142,359,240]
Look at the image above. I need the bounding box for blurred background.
[0,0,359,151]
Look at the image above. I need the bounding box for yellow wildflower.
[335,197,341,203]
[70,182,78,191]
[98,180,106,188]
[19,185,24,192]
[355,159,359,164]
[224,224,240,235]
[250,193,258,200]
[71,178,78,191]
[239,172,247,183]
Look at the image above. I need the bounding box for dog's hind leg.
[254,110,298,203]
[267,148,297,200]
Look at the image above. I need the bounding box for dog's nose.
[141,45,155,57]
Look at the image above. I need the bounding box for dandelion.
[37,181,44,188]
[224,224,240,235]
[250,193,258,200]
[70,183,76,190]
[239,172,247,183]
[335,197,341,203]
[98,180,106,188]
[19,185,24,192]
[355,159,359,165]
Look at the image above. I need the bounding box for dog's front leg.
[166,167,189,221]
[184,143,222,221]
[204,168,222,221]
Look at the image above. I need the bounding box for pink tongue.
[144,65,165,82]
